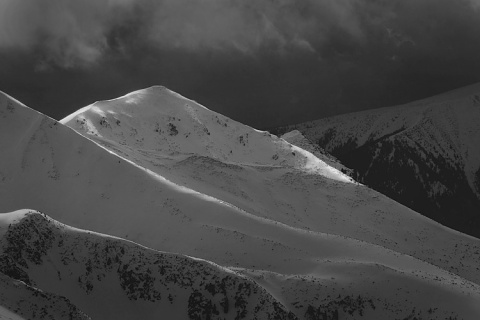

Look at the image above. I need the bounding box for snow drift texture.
[0,87,479,319]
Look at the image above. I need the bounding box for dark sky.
[1,0,480,128]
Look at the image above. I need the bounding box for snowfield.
[0,87,479,319]
[61,86,353,183]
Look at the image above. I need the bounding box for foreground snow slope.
[2,210,480,320]
[1,89,480,318]
[0,270,90,320]
[0,210,293,320]
[279,83,480,238]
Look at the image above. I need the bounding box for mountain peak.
[61,87,352,182]
[119,85,184,105]
[142,85,167,92]
[61,85,187,122]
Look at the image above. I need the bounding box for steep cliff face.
[281,83,480,237]
[0,210,295,320]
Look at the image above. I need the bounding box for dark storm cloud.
[0,0,138,67]
[0,0,478,65]
[0,0,368,67]
[1,0,480,127]
[144,0,365,53]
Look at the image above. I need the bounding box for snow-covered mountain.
[279,83,480,238]
[2,210,480,320]
[1,88,480,318]
[61,86,350,182]
[0,210,294,320]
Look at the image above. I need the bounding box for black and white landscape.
[278,83,480,238]
[1,86,480,319]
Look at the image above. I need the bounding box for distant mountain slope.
[2,89,480,318]
[279,83,480,237]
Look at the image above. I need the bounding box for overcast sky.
[1,0,480,128]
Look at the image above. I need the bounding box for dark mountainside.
[276,83,480,238]
[0,210,296,320]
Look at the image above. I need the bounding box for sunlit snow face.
[125,95,139,105]
[90,106,107,117]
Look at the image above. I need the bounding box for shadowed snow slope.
[278,82,480,238]
[0,267,90,320]
[2,210,480,320]
[0,210,294,320]
[1,89,480,318]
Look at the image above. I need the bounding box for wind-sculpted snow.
[0,210,295,320]
[237,266,480,320]
[280,83,480,238]
[2,210,480,319]
[2,89,480,318]
[61,86,352,183]
[58,87,480,285]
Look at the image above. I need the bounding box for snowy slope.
[0,210,294,320]
[61,86,351,182]
[281,130,352,175]
[59,86,480,284]
[2,210,480,319]
[0,271,90,320]
[1,89,480,318]
[279,83,480,238]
